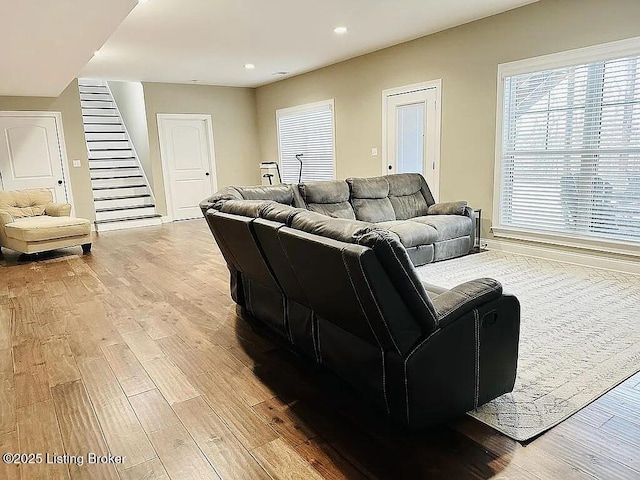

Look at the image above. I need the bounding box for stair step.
[89,148,133,151]
[86,134,128,141]
[94,196,153,209]
[78,79,106,87]
[96,205,157,221]
[81,100,114,109]
[80,92,113,106]
[91,176,145,188]
[78,86,108,94]
[83,116,122,125]
[94,194,151,202]
[92,185,149,197]
[94,214,162,232]
[93,184,147,190]
[89,150,134,160]
[89,166,139,171]
[89,159,138,168]
[95,214,161,224]
[82,109,118,117]
[84,124,124,133]
[87,140,130,149]
[96,203,155,213]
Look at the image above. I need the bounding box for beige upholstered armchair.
[0,188,91,255]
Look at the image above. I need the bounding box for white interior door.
[0,113,70,202]
[158,114,217,221]
[384,85,440,200]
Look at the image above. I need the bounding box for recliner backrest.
[346,177,396,222]
[298,180,356,219]
[353,227,438,334]
[234,184,303,206]
[206,210,286,334]
[282,215,432,354]
[385,173,434,220]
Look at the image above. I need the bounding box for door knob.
[388,165,393,170]
[205,172,210,176]
[57,180,63,185]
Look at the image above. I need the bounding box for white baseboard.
[161,216,172,223]
[485,238,640,276]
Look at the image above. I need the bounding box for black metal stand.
[474,208,482,253]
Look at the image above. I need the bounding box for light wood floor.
[0,219,639,480]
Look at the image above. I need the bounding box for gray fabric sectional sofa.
[199,173,520,429]
[201,173,475,266]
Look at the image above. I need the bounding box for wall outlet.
[371,147,378,156]
[72,159,82,168]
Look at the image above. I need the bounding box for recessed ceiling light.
[244,63,255,70]
[333,26,347,35]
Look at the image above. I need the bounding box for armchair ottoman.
[0,189,92,256]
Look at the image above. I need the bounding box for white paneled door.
[0,112,70,202]
[158,114,217,221]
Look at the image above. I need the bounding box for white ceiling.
[0,0,137,97]
[81,0,537,88]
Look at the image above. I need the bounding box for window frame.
[275,99,336,184]
[493,36,640,257]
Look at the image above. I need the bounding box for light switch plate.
[73,160,81,168]
[371,148,378,156]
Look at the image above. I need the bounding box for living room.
[1,0,639,479]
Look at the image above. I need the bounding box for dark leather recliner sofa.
[200,174,520,428]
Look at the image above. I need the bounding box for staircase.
[78,79,162,232]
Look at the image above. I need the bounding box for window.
[277,100,335,184]
[495,39,640,255]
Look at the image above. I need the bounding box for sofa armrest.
[432,278,502,327]
[427,201,468,216]
[45,203,72,217]
[0,209,16,225]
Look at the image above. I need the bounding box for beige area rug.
[416,250,640,441]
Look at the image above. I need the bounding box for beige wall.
[256,0,640,238]
[0,80,95,221]
[108,80,153,184]
[143,82,260,216]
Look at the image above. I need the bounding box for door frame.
[381,80,442,201]
[0,111,75,211]
[157,113,218,222]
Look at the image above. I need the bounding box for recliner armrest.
[427,201,468,216]
[44,203,71,217]
[433,278,502,327]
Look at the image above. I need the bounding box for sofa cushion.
[220,199,269,217]
[377,220,438,248]
[386,173,433,220]
[5,216,91,242]
[347,177,389,199]
[236,185,296,205]
[410,215,473,241]
[299,181,356,220]
[290,210,370,243]
[0,188,53,218]
[347,177,395,222]
[258,202,305,225]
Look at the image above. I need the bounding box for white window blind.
[498,54,640,247]
[277,100,335,184]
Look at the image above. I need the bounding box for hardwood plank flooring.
[1,219,639,479]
